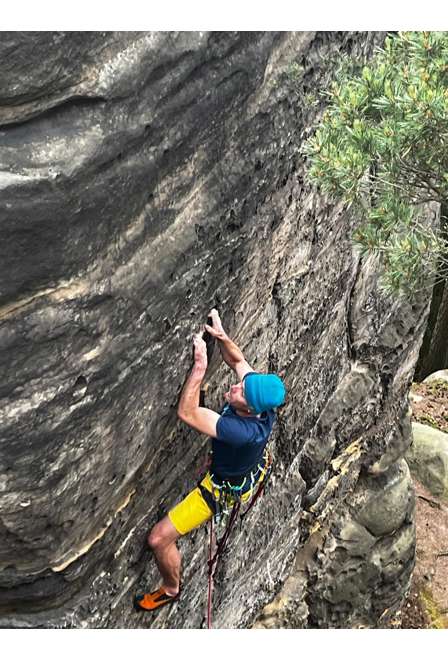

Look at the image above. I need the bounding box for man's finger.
[206,325,221,337]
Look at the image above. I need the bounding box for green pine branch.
[303,31,448,298]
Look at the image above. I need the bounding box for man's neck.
[233,406,260,418]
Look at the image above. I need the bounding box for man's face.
[224,381,249,410]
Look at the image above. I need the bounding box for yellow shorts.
[168,467,268,536]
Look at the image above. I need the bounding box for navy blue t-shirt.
[210,403,275,479]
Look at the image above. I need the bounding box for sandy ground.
[399,478,448,628]
[410,380,448,433]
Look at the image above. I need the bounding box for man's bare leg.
[148,515,182,595]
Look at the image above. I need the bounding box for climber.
[134,308,286,612]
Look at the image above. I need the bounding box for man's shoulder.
[216,408,255,444]
[221,406,267,424]
[218,406,251,429]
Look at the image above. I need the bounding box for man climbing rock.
[134,308,286,612]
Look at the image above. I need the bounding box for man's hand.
[204,308,227,341]
[204,308,254,379]
[193,332,208,372]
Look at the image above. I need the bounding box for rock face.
[0,31,436,628]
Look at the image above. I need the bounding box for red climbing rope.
[207,514,215,629]
[205,454,273,629]
[206,500,241,629]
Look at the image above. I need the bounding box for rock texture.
[0,31,436,628]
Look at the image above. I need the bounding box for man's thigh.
[168,479,213,535]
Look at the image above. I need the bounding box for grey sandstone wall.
[0,31,434,628]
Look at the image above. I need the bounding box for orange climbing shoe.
[133,586,180,612]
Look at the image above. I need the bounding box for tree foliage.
[303,31,448,298]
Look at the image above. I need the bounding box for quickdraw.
[201,449,273,629]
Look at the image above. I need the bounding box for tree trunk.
[415,209,448,381]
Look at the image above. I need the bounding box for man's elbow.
[177,407,192,424]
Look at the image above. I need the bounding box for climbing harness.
[199,449,274,629]
[204,448,273,526]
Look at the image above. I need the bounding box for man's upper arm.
[234,359,255,381]
[179,407,220,438]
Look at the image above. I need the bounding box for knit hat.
[243,373,286,414]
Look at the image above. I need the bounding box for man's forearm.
[178,366,205,419]
[218,334,245,367]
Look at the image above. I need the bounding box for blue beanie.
[243,373,286,413]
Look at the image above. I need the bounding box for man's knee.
[147,523,164,551]
[147,516,179,550]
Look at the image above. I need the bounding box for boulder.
[423,370,448,385]
[406,422,448,500]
